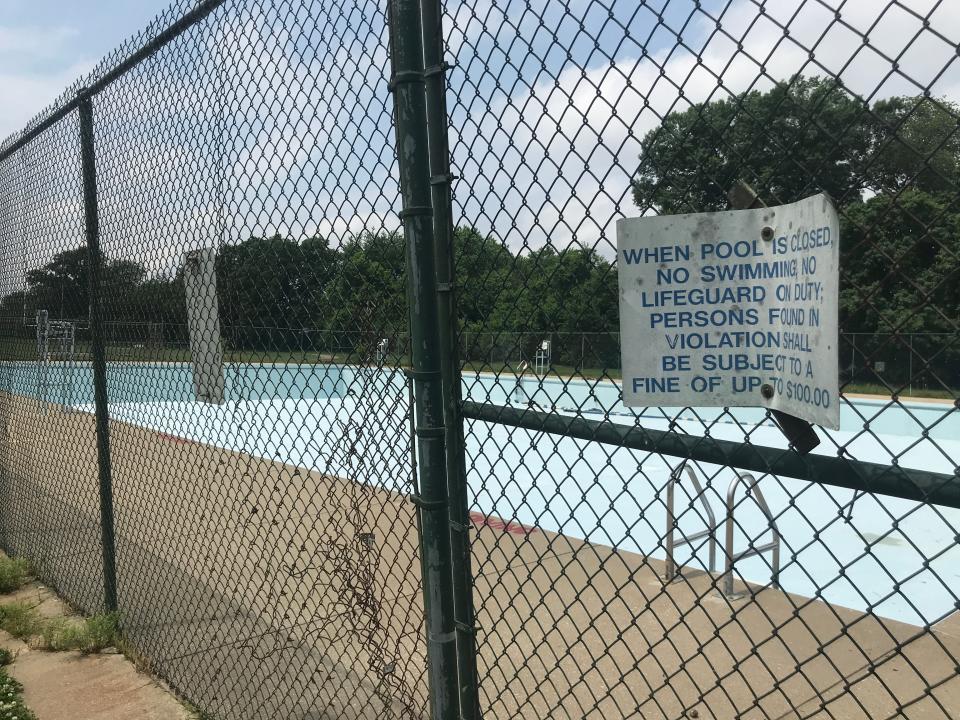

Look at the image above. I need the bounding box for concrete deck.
[0,393,957,719]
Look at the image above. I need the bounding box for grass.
[840,382,956,400]
[39,613,119,654]
[0,604,42,642]
[0,602,119,654]
[0,559,30,595]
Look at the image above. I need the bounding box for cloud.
[0,20,92,142]
[3,0,959,281]
[0,61,96,141]
[0,25,78,57]
[446,0,960,254]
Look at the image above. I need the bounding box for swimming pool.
[3,360,958,627]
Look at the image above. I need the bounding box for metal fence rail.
[0,0,958,719]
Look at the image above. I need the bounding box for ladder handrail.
[512,360,530,403]
[724,472,781,597]
[35,310,77,411]
[664,462,718,581]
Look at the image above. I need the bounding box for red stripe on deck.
[469,511,537,536]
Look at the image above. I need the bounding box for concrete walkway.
[0,583,193,720]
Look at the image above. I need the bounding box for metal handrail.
[724,472,781,597]
[664,462,718,581]
[512,360,530,404]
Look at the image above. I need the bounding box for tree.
[217,234,323,351]
[453,227,514,328]
[12,247,149,322]
[632,76,875,213]
[870,96,960,194]
[840,190,960,336]
[632,76,960,213]
[632,76,960,387]
[325,232,408,350]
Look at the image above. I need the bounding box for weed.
[0,649,11,667]
[39,612,119,653]
[0,604,41,641]
[0,666,35,720]
[0,558,30,595]
[184,704,217,720]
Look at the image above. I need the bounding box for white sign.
[617,194,840,429]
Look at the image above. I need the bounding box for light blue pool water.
[0,360,348,403]
[3,360,958,627]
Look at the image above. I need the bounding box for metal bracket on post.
[388,1,460,717]
[77,90,119,613]
[728,181,821,455]
[419,0,481,716]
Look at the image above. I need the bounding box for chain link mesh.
[445,0,959,718]
[0,0,958,719]
[2,1,428,717]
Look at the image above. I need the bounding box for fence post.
[77,91,119,613]
[420,0,480,716]
[388,1,459,717]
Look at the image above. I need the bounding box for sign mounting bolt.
[761,226,775,242]
[761,383,775,399]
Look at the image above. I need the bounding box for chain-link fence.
[0,0,958,719]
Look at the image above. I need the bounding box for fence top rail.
[0,0,228,164]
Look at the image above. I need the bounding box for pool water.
[2,360,958,627]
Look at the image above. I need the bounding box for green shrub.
[0,666,36,720]
[0,603,41,641]
[0,558,30,594]
[39,613,119,653]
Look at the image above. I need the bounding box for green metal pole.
[461,401,960,509]
[388,1,459,717]
[419,2,480,718]
[77,92,119,613]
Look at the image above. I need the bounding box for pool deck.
[0,393,958,719]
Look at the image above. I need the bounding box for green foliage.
[632,76,876,213]
[323,232,407,346]
[0,648,12,666]
[0,666,36,720]
[0,247,149,323]
[631,77,960,387]
[871,95,960,194]
[0,559,30,595]
[0,604,41,641]
[39,613,119,654]
[840,189,960,335]
[0,602,120,655]
[632,76,960,213]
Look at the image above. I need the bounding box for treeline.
[1,77,957,385]
[3,212,956,379]
[0,230,620,362]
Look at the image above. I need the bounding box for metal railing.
[723,472,781,598]
[664,462,718,582]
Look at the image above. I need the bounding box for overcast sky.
[0,0,171,140]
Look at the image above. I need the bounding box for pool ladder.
[35,310,77,412]
[665,463,781,598]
